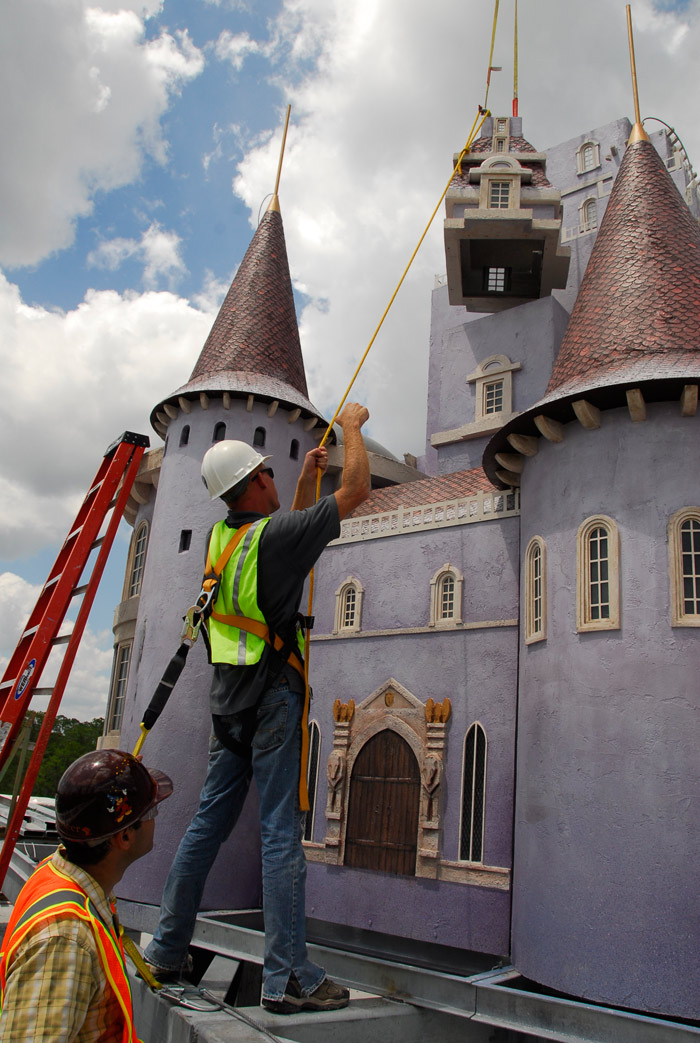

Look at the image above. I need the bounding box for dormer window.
[577,140,601,174]
[496,118,507,134]
[483,379,504,414]
[467,354,521,425]
[489,181,511,208]
[496,138,506,153]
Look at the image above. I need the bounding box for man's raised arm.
[333,402,371,520]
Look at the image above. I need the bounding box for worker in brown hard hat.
[0,749,172,1042]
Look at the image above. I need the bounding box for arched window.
[580,197,598,232]
[107,643,131,733]
[253,427,266,447]
[290,439,299,460]
[577,140,600,174]
[460,723,487,863]
[303,721,321,842]
[179,425,190,447]
[213,422,226,443]
[669,508,700,626]
[525,536,546,643]
[577,515,620,631]
[127,523,149,599]
[333,577,364,634]
[429,564,464,627]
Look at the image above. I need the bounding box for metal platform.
[5,853,700,1043]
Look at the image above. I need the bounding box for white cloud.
[0,1,204,267]
[230,0,700,457]
[0,573,112,720]
[214,30,262,70]
[88,223,187,288]
[0,271,216,557]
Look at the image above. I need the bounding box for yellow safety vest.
[0,857,139,1042]
[207,519,305,673]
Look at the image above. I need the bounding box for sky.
[0,0,698,722]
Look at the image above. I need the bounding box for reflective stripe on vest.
[0,858,137,1043]
[207,518,269,665]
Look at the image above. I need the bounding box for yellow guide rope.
[297,106,490,808]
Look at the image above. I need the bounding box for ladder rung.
[87,479,105,498]
[0,680,14,691]
[32,688,54,697]
[66,525,84,543]
[43,575,61,590]
[72,584,89,597]
[51,634,72,646]
[21,627,39,640]
[91,536,105,550]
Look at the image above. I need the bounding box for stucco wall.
[117,399,326,909]
[512,404,700,1017]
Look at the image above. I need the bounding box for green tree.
[1,713,104,799]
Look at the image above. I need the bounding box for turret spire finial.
[268,104,291,214]
[626,5,650,144]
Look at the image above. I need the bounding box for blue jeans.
[144,683,325,1001]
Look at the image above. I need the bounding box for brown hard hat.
[55,749,173,843]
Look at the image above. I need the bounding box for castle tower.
[443,116,571,312]
[105,199,329,910]
[484,135,700,1017]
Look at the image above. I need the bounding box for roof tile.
[348,468,496,517]
[546,140,700,397]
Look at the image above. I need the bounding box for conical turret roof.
[152,202,321,432]
[546,138,700,399]
[483,136,700,487]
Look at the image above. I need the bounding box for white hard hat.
[201,440,271,500]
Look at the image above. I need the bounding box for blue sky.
[1,0,699,719]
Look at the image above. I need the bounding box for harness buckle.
[181,606,202,646]
[301,615,315,631]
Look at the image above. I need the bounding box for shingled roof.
[152,202,322,431]
[545,138,700,399]
[483,136,700,487]
[348,467,496,518]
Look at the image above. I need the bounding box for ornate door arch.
[344,730,420,876]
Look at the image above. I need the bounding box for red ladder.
[0,431,149,886]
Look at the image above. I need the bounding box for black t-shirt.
[208,495,340,715]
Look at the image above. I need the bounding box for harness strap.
[209,612,305,679]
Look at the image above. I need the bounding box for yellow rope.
[297,107,489,809]
[484,0,500,112]
[513,0,518,115]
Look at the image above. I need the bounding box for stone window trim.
[429,564,464,627]
[579,196,598,233]
[577,514,620,632]
[123,521,149,600]
[105,641,131,736]
[333,577,365,634]
[466,355,521,424]
[459,722,487,864]
[525,536,547,644]
[475,157,527,210]
[577,140,601,175]
[669,507,700,626]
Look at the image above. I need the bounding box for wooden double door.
[344,730,420,876]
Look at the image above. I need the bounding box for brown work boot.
[262,974,350,1014]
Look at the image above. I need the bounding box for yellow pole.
[626,6,649,143]
[269,105,292,211]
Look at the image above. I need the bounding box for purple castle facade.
[103,113,700,1019]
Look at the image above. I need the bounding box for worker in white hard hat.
[144,402,370,1015]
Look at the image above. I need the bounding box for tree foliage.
[1,713,104,799]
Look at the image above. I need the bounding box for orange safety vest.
[0,856,139,1042]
